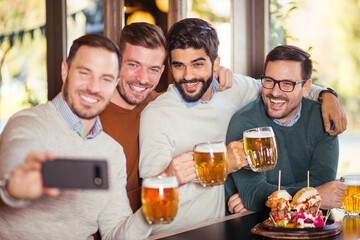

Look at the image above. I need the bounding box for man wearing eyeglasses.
[225,45,347,214]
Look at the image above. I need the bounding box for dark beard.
[174,75,213,102]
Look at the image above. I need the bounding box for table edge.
[146,210,256,240]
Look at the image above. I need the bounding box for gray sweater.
[0,102,151,240]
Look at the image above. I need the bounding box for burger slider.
[265,190,292,227]
[290,187,325,228]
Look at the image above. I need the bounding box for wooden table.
[148,209,359,240]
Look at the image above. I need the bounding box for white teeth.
[130,85,146,92]
[185,82,197,86]
[80,95,97,103]
[271,99,286,104]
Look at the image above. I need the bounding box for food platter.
[260,220,338,232]
[251,220,342,239]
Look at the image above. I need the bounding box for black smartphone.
[42,158,109,189]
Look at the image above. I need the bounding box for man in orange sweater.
[100,22,233,212]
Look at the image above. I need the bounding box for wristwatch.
[318,87,338,103]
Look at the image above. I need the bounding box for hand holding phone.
[42,158,109,189]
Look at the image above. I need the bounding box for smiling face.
[170,47,220,102]
[262,60,311,126]
[62,45,120,121]
[115,43,165,109]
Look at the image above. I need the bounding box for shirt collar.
[173,78,219,108]
[273,102,302,127]
[51,93,102,140]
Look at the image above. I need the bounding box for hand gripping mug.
[243,126,278,172]
[141,176,179,224]
[339,174,360,216]
[193,141,228,187]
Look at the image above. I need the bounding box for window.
[67,0,104,52]
[0,0,47,131]
[270,0,360,176]
[187,0,231,69]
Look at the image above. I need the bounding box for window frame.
[45,0,269,100]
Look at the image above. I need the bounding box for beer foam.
[143,176,178,189]
[342,175,360,186]
[243,130,274,138]
[194,142,226,153]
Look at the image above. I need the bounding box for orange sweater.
[100,91,160,212]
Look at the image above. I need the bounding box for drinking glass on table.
[343,215,360,239]
[339,174,360,216]
[243,126,278,172]
[141,176,179,224]
[193,141,228,187]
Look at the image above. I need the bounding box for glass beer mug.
[193,141,228,187]
[141,176,179,224]
[243,126,277,172]
[343,215,360,239]
[340,174,360,216]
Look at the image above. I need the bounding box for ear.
[115,76,120,87]
[302,79,312,98]
[61,61,69,84]
[213,56,221,72]
[160,64,165,75]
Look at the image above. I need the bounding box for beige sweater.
[0,102,151,240]
[139,74,261,234]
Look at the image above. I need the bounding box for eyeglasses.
[261,75,307,92]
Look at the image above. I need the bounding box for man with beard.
[0,34,152,239]
[138,18,346,235]
[225,45,347,215]
[100,22,233,213]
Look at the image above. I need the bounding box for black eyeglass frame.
[260,75,308,93]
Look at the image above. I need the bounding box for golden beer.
[341,175,360,215]
[141,176,179,224]
[194,141,228,187]
[343,215,360,239]
[243,127,277,172]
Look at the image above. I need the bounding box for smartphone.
[42,158,109,189]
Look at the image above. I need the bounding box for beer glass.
[343,215,360,239]
[340,174,360,216]
[193,141,228,187]
[141,176,179,224]
[243,126,277,172]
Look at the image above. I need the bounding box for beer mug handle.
[188,151,200,183]
[334,177,345,212]
[238,139,252,170]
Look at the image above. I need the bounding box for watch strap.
[318,87,338,103]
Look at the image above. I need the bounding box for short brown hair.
[66,34,122,71]
[118,22,167,59]
[168,18,219,63]
[265,45,313,80]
